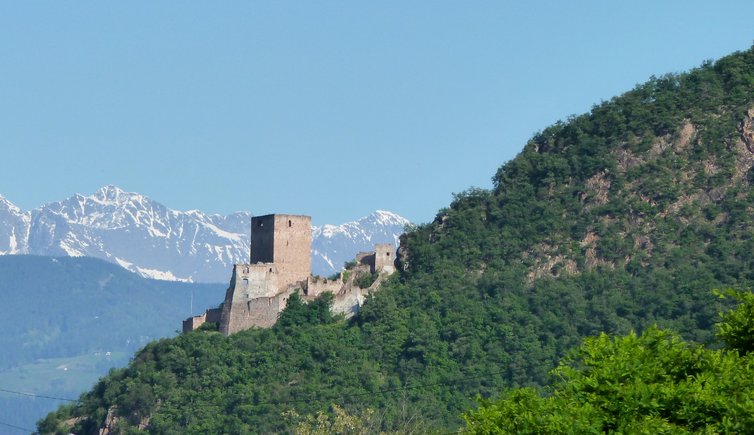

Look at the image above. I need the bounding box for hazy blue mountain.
[0,255,225,431]
[0,186,409,283]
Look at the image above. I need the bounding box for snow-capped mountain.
[0,195,30,255]
[26,186,252,282]
[312,210,410,276]
[0,186,409,282]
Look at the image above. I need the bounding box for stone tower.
[218,213,312,336]
[373,243,396,274]
[251,214,312,290]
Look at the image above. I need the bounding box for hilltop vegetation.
[39,45,754,433]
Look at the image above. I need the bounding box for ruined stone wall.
[182,314,207,333]
[233,263,280,299]
[205,307,222,323]
[305,275,343,298]
[189,233,397,336]
[182,306,223,333]
[356,251,375,271]
[354,244,395,274]
[220,287,295,334]
[219,263,283,335]
[251,214,311,290]
[328,285,367,318]
[374,243,396,274]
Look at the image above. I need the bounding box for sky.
[1,2,753,225]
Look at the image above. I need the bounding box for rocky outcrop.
[740,108,754,152]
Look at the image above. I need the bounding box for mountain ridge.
[39,42,754,435]
[0,186,409,282]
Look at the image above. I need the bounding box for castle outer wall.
[185,213,398,336]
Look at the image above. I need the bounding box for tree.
[715,288,754,354]
[463,291,754,434]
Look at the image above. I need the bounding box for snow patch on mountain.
[0,195,31,255]
[311,210,410,276]
[0,187,409,283]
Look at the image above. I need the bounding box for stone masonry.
[250,214,311,291]
[183,213,397,336]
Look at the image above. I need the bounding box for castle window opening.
[243,278,249,286]
[288,220,292,227]
[269,267,273,272]
[243,267,249,273]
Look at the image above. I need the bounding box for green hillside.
[0,256,224,431]
[39,45,754,434]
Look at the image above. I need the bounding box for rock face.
[740,108,754,152]
[0,186,409,282]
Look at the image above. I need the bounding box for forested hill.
[40,46,754,434]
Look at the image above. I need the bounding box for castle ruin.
[183,213,396,336]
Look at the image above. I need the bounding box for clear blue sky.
[1,2,752,225]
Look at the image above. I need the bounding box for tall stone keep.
[251,214,312,291]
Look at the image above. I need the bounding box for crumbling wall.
[221,287,295,334]
[188,221,397,336]
[356,251,375,270]
[219,264,281,335]
[206,307,222,323]
[233,263,280,299]
[182,307,223,333]
[305,275,343,298]
[373,243,396,274]
[182,314,206,333]
[353,244,396,274]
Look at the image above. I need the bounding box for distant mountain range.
[0,255,226,430]
[0,186,409,282]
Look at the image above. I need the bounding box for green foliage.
[715,288,754,354]
[38,45,754,433]
[196,321,219,332]
[463,293,754,433]
[354,272,378,289]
